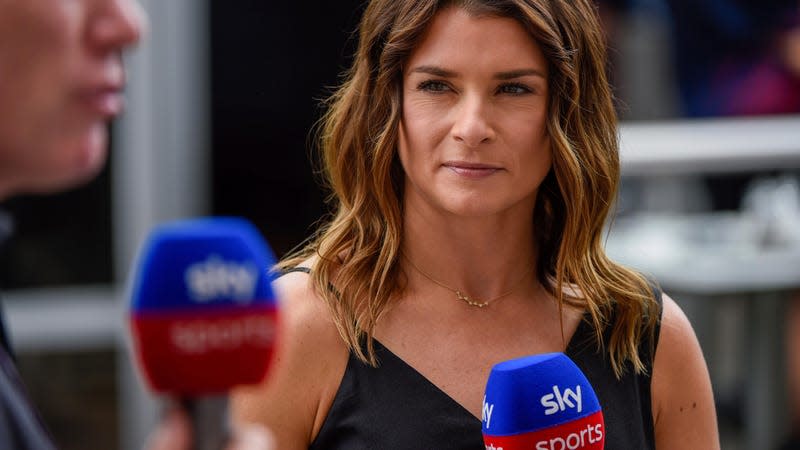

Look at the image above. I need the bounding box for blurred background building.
[0,1,798,449]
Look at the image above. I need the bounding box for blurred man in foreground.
[0,1,271,448]
[0,0,142,444]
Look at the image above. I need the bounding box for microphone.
[128,217,279,450]
[482,353,605,450]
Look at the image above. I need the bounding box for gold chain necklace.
[403,254,533,308]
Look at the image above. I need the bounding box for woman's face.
[0,0,144,197]
[398,7,551,220]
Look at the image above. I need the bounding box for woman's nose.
[450,95,496,148]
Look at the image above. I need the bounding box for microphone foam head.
[129,217,278,396]
[482,352,605,449]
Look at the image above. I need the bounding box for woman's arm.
[230,270,349,450]
[651,293,720,449]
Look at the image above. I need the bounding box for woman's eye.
[417,80,450,93]
[498,83,533,95]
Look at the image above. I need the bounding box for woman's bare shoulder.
[231,257,349,448]
[651,293,720,449]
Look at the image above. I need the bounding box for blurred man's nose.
[87,0,146,53]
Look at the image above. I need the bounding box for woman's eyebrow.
[494,68,546,80]
[409,65,458,78]
[409,65,545,80]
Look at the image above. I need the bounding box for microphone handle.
[182,395,230,450]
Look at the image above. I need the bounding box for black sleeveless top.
[287,268,662,450]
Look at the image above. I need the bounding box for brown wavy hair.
[280,0,660,377]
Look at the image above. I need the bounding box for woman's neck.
[401,200,538,303]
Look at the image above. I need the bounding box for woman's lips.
[442,161,502,178]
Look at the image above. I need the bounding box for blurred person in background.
[602,0,800,119]
[0,1,272,449]
[601,0,800,206]
[666,0,800,212]
[665,0,800,118]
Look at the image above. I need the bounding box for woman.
[232,1,719,449]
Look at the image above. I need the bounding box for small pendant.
[456,290,488,308]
